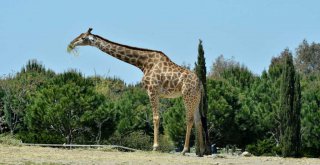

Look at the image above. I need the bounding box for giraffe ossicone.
[68,28,205,156]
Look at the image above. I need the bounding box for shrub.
[108,131,152,151]
[158,134,174,152]
[108,131,174,152]
[246,138,281,156]
[0,134,21,146]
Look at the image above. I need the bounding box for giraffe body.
[68,28,205,156]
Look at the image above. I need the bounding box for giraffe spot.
[147,59,154,63]
[154,69,161,74]
[125,49,132,54]
[124,57,130,62]
[163,67,168,72]
[156,74,161,80]
[137,61,143,67]
[130,59,137,64]
[163,80,169,87]
[133,51,140,56]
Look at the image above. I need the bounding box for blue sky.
[1,0,320,84]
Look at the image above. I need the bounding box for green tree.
[81,100,118,144]
[163,98,186,149]
[0,83,6,133]
[114,85,152,137]
[295,40,320,74]
[0,60,52,135]
[209,55,255,91]
[0,76,24,134]
[209,55,261,149]
[207,78,241,146]
[195,39,210,154]
[300,73,320,157]
[24,70,105,144]
[279,49,301,157]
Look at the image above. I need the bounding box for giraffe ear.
[87,28,93,34]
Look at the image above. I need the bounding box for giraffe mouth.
[67,44,75,53]
[67,44,79,56]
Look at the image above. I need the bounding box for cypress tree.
[279,49,301,157]
[195,39,211,155]
[292,73,301,156]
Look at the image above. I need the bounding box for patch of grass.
[24,161,63,165]
[97,146,119,152]
[0,133,22,146]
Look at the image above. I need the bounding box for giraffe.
[68,28,205,156]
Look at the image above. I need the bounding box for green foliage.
[246,138,280,156]
[108,131,152,151]
[0,133,21,146]
[115,85,152,136]
[295,40,320,74]
[0,60,53,134]
[157,134,175,152]
[0,87,5,133]
[80,101,119,144]
[208,54,280,150]
[24,70,106,144]
[207,78,241,146]
[163,98,186,147]
[210,55,255,90]
[279,49,301,157]
[300,73,320,157]
[1,77,25,134]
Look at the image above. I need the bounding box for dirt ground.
[0,145,319,165]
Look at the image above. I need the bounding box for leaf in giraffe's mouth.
[67,44,79,56]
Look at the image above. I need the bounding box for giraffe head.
[67,28,96,53]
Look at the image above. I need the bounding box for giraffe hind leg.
[181,91,204,156]
[181,111,194,155]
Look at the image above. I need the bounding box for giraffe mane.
[94,34,165,54]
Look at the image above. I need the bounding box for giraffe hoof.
[181,148,189,156]
[152,145,159,151]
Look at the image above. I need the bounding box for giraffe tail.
[194,83,206,156]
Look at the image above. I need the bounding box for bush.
[0,134,21,146]
[108,131,152,151]
[17,131,64,144]
[108,131,174,152]
[246,138,280,156]
[158,134,174,152]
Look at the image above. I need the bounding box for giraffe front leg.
[148,91,160,151]
[152,112,160,151]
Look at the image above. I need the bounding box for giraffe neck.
[92,35,151,70]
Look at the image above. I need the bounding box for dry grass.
[0,144,319,165]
